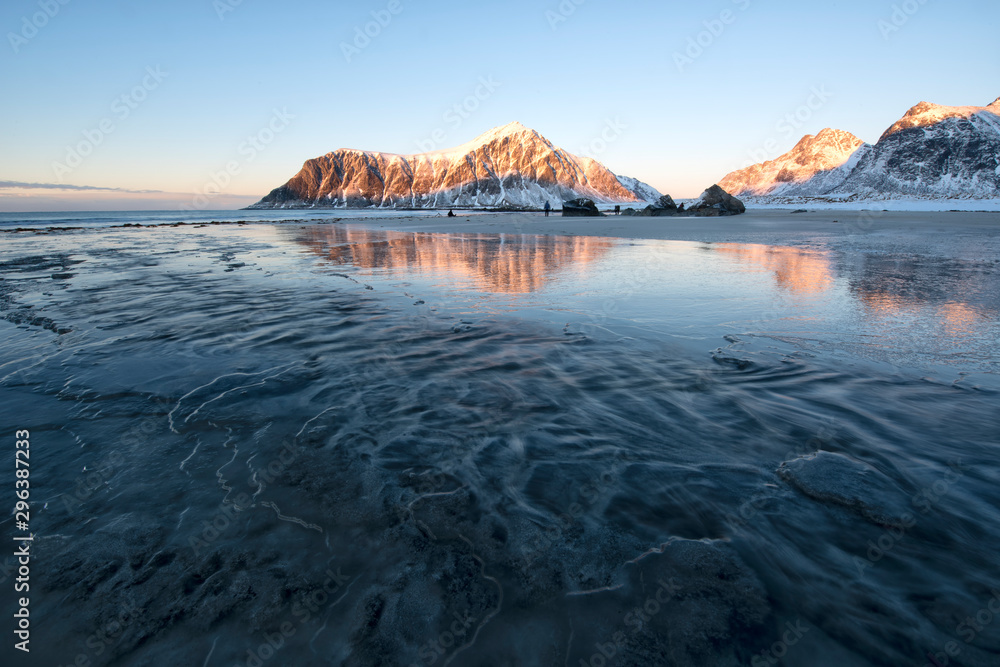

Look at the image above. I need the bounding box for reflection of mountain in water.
[709,242,998,332]
[298,227,614,294]
[845,253,1000,327]
[710,243,836,294]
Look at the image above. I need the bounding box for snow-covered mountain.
[719,129,873,198]
[615,174,663,203]
[836,98,1000,199]
[249,122,660,209]
[719,97,1000,203]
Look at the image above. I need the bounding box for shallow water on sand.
[1,223,998,667]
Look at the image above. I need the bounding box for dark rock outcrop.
[562,199,602,217]
[653,194,678,211]
[623,190,746,218]
[646,194,679,216]
[689,185,746,216]
[623,195,681,217]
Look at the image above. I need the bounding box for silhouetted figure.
[544,201,551,217]
[448,210,456,218]
[677,203,685,213]
[615,205,621,216]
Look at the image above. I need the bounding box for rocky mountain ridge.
[250,122,661,210]
[719,97,1000,202]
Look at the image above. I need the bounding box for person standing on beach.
[544,201,551,217]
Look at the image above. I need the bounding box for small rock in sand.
[778,451,911,527]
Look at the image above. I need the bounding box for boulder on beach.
[654,194,678,211]
[648,194,679,216]
[689,185,746,216]
[624,195,679,217]
[562,198,602,217]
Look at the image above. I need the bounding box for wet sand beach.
[1,212,998,666]
[348,208,1000,245]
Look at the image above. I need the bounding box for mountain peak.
[467,121,538,146]
[882,99,999,140]
[719,95,1000,202]
[250,124,656,209]
[497,120,529,133]
[719,128,868,198]
[781,128,865,160]
[807,128,866,149]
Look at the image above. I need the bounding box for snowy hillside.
[718,97,1000,203]
[615,174,663,203]
[250,122,653,209]
[719,129,872,198]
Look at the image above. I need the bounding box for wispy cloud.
[0,181,164,194]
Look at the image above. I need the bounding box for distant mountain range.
[250,98,1000,211]
[720,97,1000,203]
[249,122,661,210]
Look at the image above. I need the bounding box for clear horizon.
[1,0,997,211]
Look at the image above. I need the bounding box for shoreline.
[336,209,1000,246]
[2,209,999,247]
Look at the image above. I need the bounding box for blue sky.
[0,0,997,210]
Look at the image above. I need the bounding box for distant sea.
[0,208,469,229]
